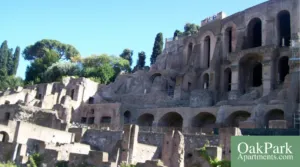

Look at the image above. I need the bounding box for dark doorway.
[81,117,87,124]
[224,68,232,91]
[252,63,262,87]
[137,114,154,126]
[265,109,284,128]
[5,112,10,121]
[187,43,193,64]
[71,89,75,100]
[204,36,211,68]
[88,97,94,104]
[87,117,94,124]
[158,112,183,127]
[226,28,233,53]
[247,18,262,48]
[225,111,251,127]
[203,74,209,89]
[124,111,131,124]
[278,11,291,47]
[278,56,289,83]
[101,116,112,124]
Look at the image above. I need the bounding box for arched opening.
[204,36,211,68]
[252,62,262,87]
[191,112,216,128]
[124,111,131,124]
[158,112,183,128]
[224,68,232,91]
[137,113,154,126]
[0,131,9,142]
[247,18,262,48]
[278,56,289,83]
[150,73,162,83]
[225,27,233,53]
[71,89,75,100]
[88,97,94,104]
[187,43,193,64]
[225,111,251,127]
[277,11,291,47]
[265,109,284,128]
[239,54,263,93]
[203,73,209,89]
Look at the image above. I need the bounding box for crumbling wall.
[81,129,122,154]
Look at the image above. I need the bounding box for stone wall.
[0,142,15,162]
[138,132,164,159]
[132,143,157,164]
[81,129,122,154]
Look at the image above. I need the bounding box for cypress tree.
[6,48,14,75]
[0,41,9,76]
[150,33,163,65]
[12,46,20,75]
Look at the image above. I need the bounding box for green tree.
[0,41,9,76]
[119,49,133,67]
[23,39,80,61]
[183,23,200,36]
[133,51,146,72]
[6,48,14,76]
[150,33,163,65]
[0,76,23,91]
[25,49,60,84]
[12,46,20,75]
[173,29,183,39]
[43,62,81,82]
[80,54,130,84]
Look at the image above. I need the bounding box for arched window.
[247,18,262,48]
[204,36,211,68]
[277,11,291,47]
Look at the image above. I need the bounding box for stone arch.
[187,43,193,64]
[200,31,215,68]
[278,56,289,83]
[150,73,162,83]
[124,110,131,124]
[137,113,154,126]
[264,109,284,128]
[0,131,9,142]
[224,68,232,92]
[225,111,251,127]
[204,36,211,68]
[277,10,291,47]
[191,112,216,128]
[157,112,183,127]
[203,73,209,89]
[239,53,263,93]
[247,18,262,48]
[222,21,237,53]
[88,97,94,104]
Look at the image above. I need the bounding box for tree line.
[0,23,197,90]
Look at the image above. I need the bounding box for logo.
[231,136,300,167]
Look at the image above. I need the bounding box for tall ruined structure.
[0,0,300,166]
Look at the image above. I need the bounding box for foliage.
[183,23,200,36]
[173,23,200,39]
[119,48,133,67]
[0,41,20,76]
[27,153,42,167]
[23,39,80,61]
[120,163,136,167]
[173,29,183,39]
[43,62,81,82]
[0,75,24,91]
[150,32,163,65]
[0,161,17,167]
[133,51,146,72]
[198,145,231,167]
[25,49,60,84]
[80,54,130,84]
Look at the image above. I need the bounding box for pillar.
[228,64,240,100]
[262,59,272,96]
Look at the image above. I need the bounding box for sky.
[0,0,267,79]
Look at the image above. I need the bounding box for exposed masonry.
[0,0,300,166]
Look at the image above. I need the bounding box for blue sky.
[0,0,266,79]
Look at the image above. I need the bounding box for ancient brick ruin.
[1,0,300,166]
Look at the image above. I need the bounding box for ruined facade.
[1,0,300,166]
